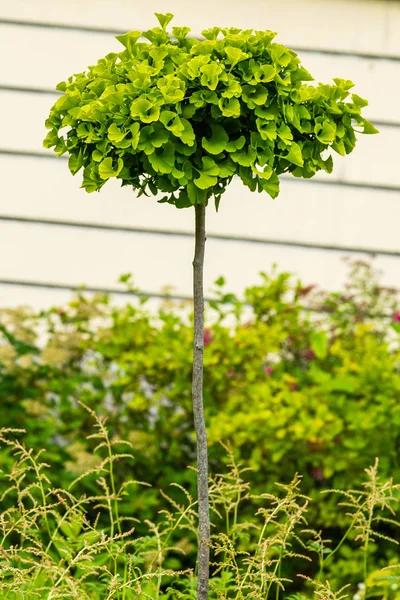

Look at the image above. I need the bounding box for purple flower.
[226,371,235,377]
[393,312,400,323]
[204,328,213,346]
[304,349,315,360]
[264,366,273,376]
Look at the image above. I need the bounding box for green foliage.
[43,14,377,209]
[1,408,400,599]
[0,260,399,588]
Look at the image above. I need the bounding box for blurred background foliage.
[0,258,399,586]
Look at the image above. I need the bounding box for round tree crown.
[44,13,377,209]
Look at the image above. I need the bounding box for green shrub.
[1,404,400,599]
[0,259,399,586]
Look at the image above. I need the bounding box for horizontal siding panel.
[0,89,398,187]
[0,25,119,90]
[0,222,399,302]
[0,156,399,253]
[0,284,177,312]
[1,25,399,124]
[1,0,400,57]
[0,284,79,310]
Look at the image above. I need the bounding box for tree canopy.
[44,13,377,209]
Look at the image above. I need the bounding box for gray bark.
[192,203,210,599]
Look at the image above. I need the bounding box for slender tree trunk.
[192,203,210,599]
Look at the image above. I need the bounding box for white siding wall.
[0,0,399,309]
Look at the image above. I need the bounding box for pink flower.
[311,468,324,481]
[226,371,235,377]
[296,284,317,297]
[393,312,400,323]
[304,349,315,360]
[204,328,213,346]
[264,366,273,376]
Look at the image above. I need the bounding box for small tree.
[44,13,376,598]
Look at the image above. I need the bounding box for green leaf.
[256,119,277,141]
[189,89,218,108]
[68,151,83,175]
[311,331,328,359]
[332,139,346,156]
[201,27,221,40]
[148,142,175,174]
[172,26,191,40]
[202,125,229,155]
[285,142,304,167]
[321,154,333,174]
[254,104,279,120]
[81,165,103,193]
[226,136,246,152]
[130,123,140,150]
[115,30,142,52]
[315,121,337,144]
[200,63,224,91]
[277,122,293,144]
[179,119,196,146]
[194,156,220,189]
[270,44,293,67]
[333,77,355,91]
[254,64,276,83]
[108,123,125,144]
[252,164,273,180]
[183,55,211,80]
[242,84,268,109]
[157,75,185,102]
[217,157,236,178]
[261,171,280,199]
[230,146,257,167]
[160,111,185,136]
[218,97,241,118]
[352,93,368,108]
[224,46,250,67]
[154,12,174,30]
[187,181,207,205]
[214,276,226,287]
[99,157,124,180]
[92,149,103,162]
[361,119,379,134]
[138,124,169,154]
[131,98,160,123]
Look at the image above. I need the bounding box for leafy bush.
[1,404,400,599]
[43,14,376,208]
[0,259,399,587]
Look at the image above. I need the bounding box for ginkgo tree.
[44,12,377,598]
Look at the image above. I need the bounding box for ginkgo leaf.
[218,97,241,118]
[261,171,280,198]
[154,12,174,30]
[230,146,257,167]
[285,142,304,167]
[131,98,160,123]
[224,46,250,67]
[315,121,337,144]
[194,156,220,189]
[202,125,229,155]
[99,157,124,179]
